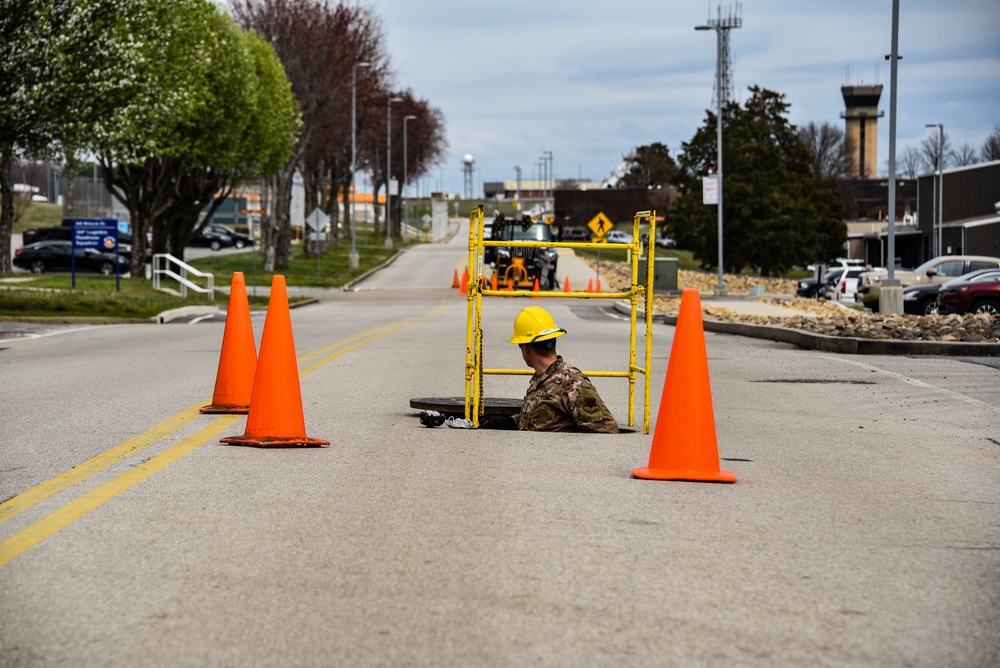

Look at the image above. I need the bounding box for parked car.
[936,268,1000,315]
[901,283,943,315]
[857,255,1000,312]
[655,235,677,248]
[902,268,1000,315]
[797,259,866,299]
[13,240,131,275]
[560,228,589,242]
[830,267,866,303]
[205,224,253,249]
[187,225,237,251]
[604,230,633,244]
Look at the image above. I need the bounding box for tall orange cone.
[451,269,460,288]
[460,269,469,295]
[221,276,329,447]
[562,276,571,293]
[491,273,498,291]
[633,289,735,482]
[507,278,514,291]
[201,272,257,414]
[596,279,603,293]
[531,277,541,299]
[586,278,593,293]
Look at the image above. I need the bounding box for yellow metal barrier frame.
[464,205,655,433]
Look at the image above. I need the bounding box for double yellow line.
[0,300,450,566]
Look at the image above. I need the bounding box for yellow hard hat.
[509,306,566,344]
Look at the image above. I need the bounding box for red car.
[936,269,1000,315]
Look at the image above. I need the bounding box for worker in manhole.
[477,306,618,432]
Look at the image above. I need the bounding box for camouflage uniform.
[516,356,618,433]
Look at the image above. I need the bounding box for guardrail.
[463,205,655,433]
[152,253,215,300]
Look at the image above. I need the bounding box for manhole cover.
[410,396,522,416]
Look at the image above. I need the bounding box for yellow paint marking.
[0,405,203,525]
[0,300,452,565]
[0,416,239,567]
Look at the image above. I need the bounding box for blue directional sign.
[70,218,122,290]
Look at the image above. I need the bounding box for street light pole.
[386,96,402,249]
[925,123,944,256]
[349,61,370,269]
[403,114,416,233]
[696,23,727,295]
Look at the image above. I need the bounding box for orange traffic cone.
[532,277,541,299]
[221,276,329,447]
[202,272,257,414]
[562,276,571,293]
[460,269,469,295]
[586,278,593,293]
[633,289,735,482]
[451,269,460,288]
[596,279,603,293]
[507,278,514,291]
[491,274,498,292]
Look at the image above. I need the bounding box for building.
[841,84,883,178]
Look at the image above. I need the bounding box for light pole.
[403,114,416,230]
[514,165,521,211]
[349,61,370,269]
[386,96,402,249]
[925,123,944,256]
[542,150,553,206]
[696,22,728,295]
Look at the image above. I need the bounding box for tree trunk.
[0,146,14,274]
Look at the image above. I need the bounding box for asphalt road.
[1,221,998,667]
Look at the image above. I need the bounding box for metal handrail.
[463,206,655,433]
[152,253,215,299]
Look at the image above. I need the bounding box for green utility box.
[637,257,679,292]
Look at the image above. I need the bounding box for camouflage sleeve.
[565,383,619,433]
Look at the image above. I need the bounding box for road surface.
[1,219,998,667]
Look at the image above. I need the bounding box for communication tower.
[706,3,742,110]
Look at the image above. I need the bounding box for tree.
[798,121,852,179]
[616,143,677,189]
[951,142,979,167]
[0,0,152,272]
[670,86,846,276]
[93,1,299,268]
[980,124,1000,162]
[921,129,951,173]
[899,146,924,179]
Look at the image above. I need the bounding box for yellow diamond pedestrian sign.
[587,212,613,242]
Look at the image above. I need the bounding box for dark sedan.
[206,224,253,249]
[187,225,236,251]
[936,269,1000,315]
[901,283,942,315]
[13,241,131,275]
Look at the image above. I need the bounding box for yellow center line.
[0,416,239,567]
[0,405,203,524]
[0,299,453,565]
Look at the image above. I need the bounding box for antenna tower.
[707,3,742,110]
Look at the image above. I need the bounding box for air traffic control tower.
[841,84,883,178]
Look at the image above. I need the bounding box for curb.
[662,315,1000,356]
[609,301,1000,356]
[156,305,222,324]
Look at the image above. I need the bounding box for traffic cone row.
[634,289,735,483]
[206,272,328,448]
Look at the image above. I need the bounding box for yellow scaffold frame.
[464,205,655,433]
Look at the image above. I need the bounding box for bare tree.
[798,121,848,179]
[981,124,1000,162]
[898,145,924,178]
[951,142,979,167]
[920,130,951,173]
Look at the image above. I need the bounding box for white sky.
[370,0,1000,195]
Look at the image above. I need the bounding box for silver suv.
[856,255,1000,312]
